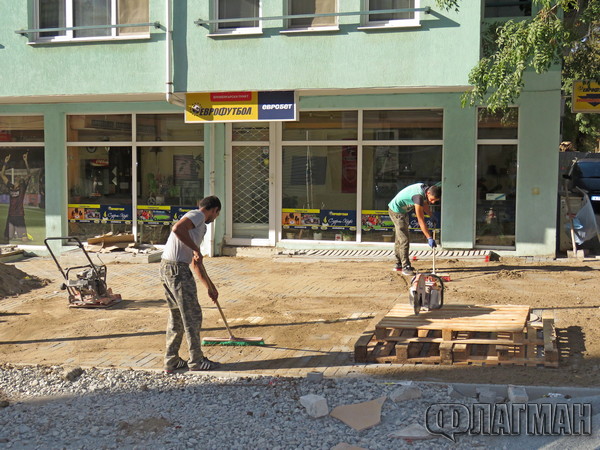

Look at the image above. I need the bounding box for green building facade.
[0,1,560,256]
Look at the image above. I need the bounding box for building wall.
[0,1,562,256]
[179,1,480,92]
[1,1,168,98]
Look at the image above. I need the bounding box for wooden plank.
[543,317,559,364]
[354,332,374,363]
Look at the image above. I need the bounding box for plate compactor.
[408,241,445,315]
[45,237,122,308]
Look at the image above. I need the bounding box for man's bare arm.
[414,204,432,240]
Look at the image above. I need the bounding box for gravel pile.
[0,364,484,449]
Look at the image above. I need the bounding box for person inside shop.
[1,153,32,243]
[160,195,222,373]
[388,183,441,275]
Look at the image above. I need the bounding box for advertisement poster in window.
[361,210,393,231]
[321,210,356,230]
[101,205,133,224]
[137,205,171,224]
[0,148,45,245]
[282,208,321,230]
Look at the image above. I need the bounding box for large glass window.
[362,145,442,243]
[363,109,443,140]
[476,108,519,248]
[366,0,419,26]
[0,147,46,245]
[67,146,133,240]
[217,0,260,31]
[0,116,45,142]
[475,145,517,247]
[68,114,133,142]
[282,111,358,141]
[137,114,205,142]
[35,0,149,41]
[0,116,45,245]
[282,146,357,241]
[66,114,204,245]
[137,146,204,245]
[288,0,336,29]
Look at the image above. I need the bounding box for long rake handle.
[213,298,236,340]
[196,259,236,340]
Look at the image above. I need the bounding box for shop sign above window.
[185,91,297,123]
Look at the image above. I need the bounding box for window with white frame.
[216,0,260,33]
[35,0,149,41]
[287,0,336,29]
[366,0,420,27]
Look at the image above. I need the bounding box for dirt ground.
[1,254,599,387]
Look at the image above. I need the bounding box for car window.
[577,162,600,178]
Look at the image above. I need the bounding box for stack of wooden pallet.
[354,304,558,367]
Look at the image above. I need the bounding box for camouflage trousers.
[159,260,204,370]
[388,209,410,267]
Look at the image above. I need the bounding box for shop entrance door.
[227,123,275,245]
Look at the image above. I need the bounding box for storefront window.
[282,111,358,141]
[476,108,518,248]
[67,146,133,239]
[136,114,204,142]
[68,114,132,142]
[362,145,442,243]
[137,146,204,244]
[282,146,357,241]
[0,146,45,245]
[476,145,517,247]
[363,109,443,140]
[478,108,518,139]
[66,113,205,244]
[0,116,44,142]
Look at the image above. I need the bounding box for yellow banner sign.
[185,91,296,123]
[572,81,600,113]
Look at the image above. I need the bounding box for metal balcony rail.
[15,22,163,36]
[194,8,431,26]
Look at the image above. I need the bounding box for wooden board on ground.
[355,303,559,368]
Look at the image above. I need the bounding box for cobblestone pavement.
[0,255,390,378]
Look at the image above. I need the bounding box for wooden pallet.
[354,304,558,367]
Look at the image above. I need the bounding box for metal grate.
[232,146,269,224]
[232,124,269,141]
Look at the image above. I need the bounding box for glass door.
[475,144,517,247]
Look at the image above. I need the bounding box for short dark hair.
[199,195,221,211]
[427,185,441,199]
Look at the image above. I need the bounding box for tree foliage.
[435,0,600,150]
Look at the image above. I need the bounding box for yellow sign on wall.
[185,91,296,123]
[572,81,600,113]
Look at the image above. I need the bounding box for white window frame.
[33,0,150,44]
[360,0,421,29]
[210,0,262,37]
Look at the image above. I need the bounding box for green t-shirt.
[388,183,427,214]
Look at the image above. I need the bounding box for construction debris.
[330,396,386,431]
[85,233,156,254]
